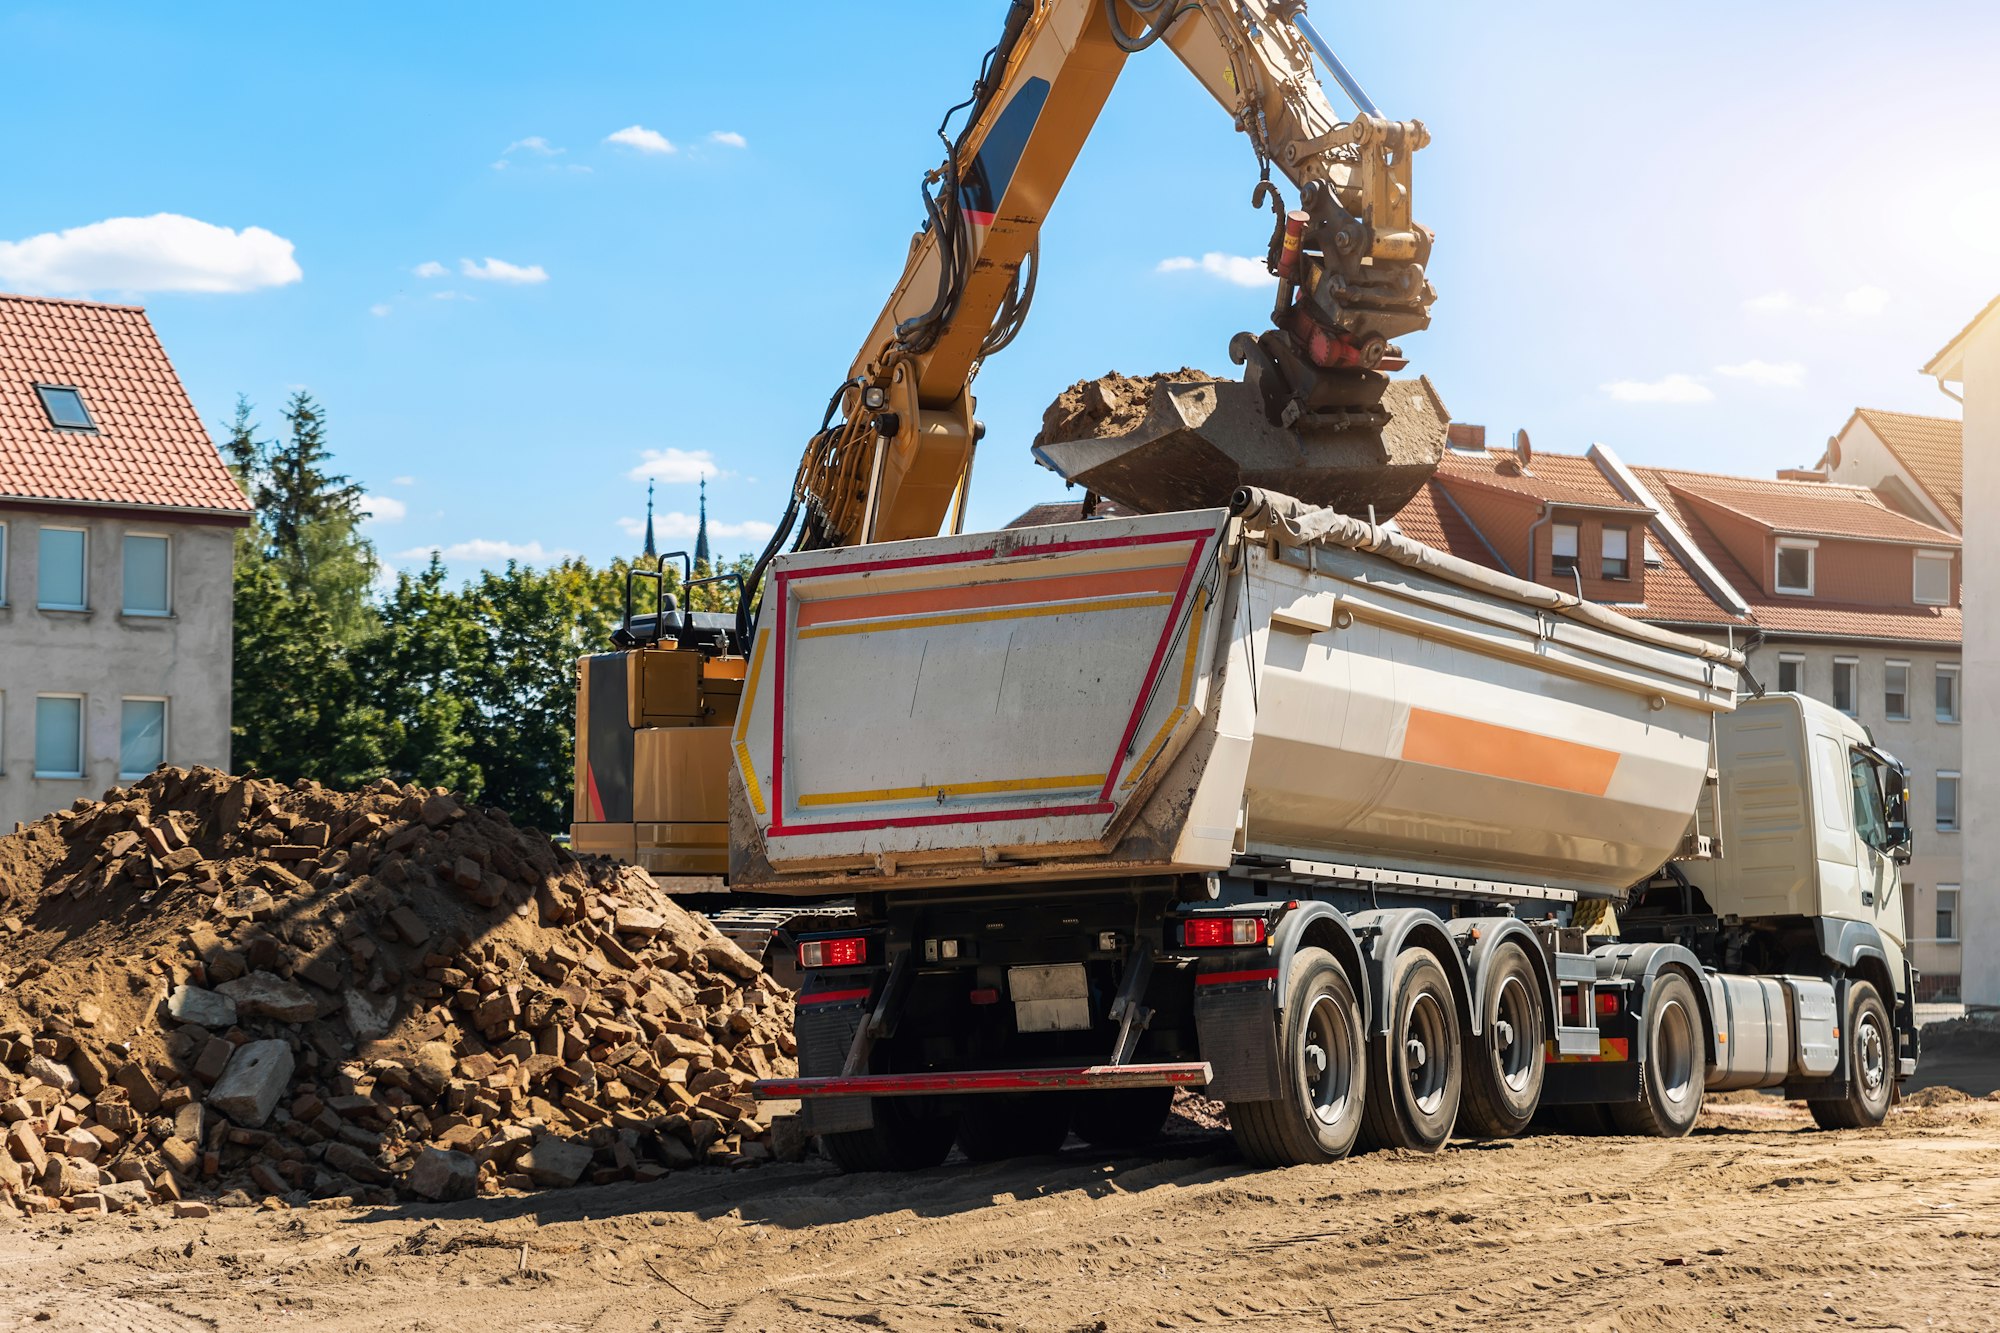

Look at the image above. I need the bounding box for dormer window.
[1601,528,1631,580]
[1551,523,1579,576]
[1775,539,1816,595]
[1913,549,1954,606]
[34,384,95,431]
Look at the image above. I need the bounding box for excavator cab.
[571,563,747,883]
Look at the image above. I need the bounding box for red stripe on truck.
[1196,968,1279,987]
[797,988,874,1007]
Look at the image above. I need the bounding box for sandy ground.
[1,1094,1997,1333]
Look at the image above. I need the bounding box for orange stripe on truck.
[1401,708,1620,797]
[793,562,1185,629]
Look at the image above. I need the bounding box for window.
[122,534,170,616]
[1601,527,1631,580]
[34,695,84,779]
[37,526,87,610]
[1936,886,1960,943]
[34,385,94,431]
[119,698,167,780]
[1832,657,1859,716]
[1776,540,1816,595]
[1937,771,1960,832]
[1938,664,1961,723]
[1849,750,1892,852]
[1884,661,1910,721]
[1551,523,1579,575]
[1913,550,1954,607]
[1777,652,1805,695]
[0,520,7,605]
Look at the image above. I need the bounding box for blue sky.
[4,2,1997,577]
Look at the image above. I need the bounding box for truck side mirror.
[1884,768,1914,862]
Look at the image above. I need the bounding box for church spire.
[694,476,712,570]
[642,479,658,564]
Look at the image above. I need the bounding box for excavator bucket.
[1032,370,1449,521]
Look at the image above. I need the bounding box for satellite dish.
[1513,427,1533,469]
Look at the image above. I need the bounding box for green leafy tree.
[350,557,483,793]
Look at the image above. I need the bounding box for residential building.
[0,293,252,831]
[1824,408,1963,536]
[1926,294,2000,1008]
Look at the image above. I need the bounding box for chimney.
[1446,423,1486,453]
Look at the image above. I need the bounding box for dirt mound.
[0,767,797,1217]
[1034,368,1222,448]
[1902,1085,1973,1108]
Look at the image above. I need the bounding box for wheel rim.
[1404,988,1450,1117]
[1654,998,1696,1108]
[1492,974,1535,1094]
[1303,992,1357,1126]
[1857,1012,1887,1098]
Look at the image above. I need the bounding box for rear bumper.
[753,1061,1212,1100]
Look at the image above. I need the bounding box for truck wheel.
[1359,948,1463,1152]
[1070,1087,1174,1150]
[1809,980,1894,1130]
[957,1094,1072,1161]
[1608,970,1704,1137]
[819,1098,960,1172]
[1460,943,1546,1138]
[1228,947,1368,1166]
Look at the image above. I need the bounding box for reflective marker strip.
[1196,968,1279,987]
[797,988,873,1007]
[1543,1037,1631,1063]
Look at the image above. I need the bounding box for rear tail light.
[797,936,868,969]
[1596,989,1623,1017]
[1182,917,1267,948]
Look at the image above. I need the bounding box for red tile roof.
[1850,407,1962,528]
[1648,466,1957,546]
[1004,498,1140,529]
[1635,465,1960,646]
[1437,449,1650,512]
[0,293,251,518]
[1391,481,1519,569]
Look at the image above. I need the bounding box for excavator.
[571,0,1444,965]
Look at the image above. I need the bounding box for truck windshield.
[1850,751,1892,851]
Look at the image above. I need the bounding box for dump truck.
[736,489,1920,1169]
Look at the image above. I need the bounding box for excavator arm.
[753,0,1435,596]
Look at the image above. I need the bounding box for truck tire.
[1459,942,1546,1138]
[957,1094,1072,1161]
[1809,980,1894,1130]
[1359,947,1463,1152]
[1070,1087,1174,1150]
[820,1098,960,1172]
[1228,947,1368,1166]
[1608,970,1703,1138]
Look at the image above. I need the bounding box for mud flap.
[1192,975,1283,1103]
[795,1002,871,1134]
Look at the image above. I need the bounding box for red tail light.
[797,936,868,969]
[1596,990,1623,1017]
[1182,917,1267,948]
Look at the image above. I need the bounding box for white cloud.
[504,136,561,156]
[0,213,301,295]
[628,447,722,484]
[1742,290,1795,314]
[1155,253,1270,288]
[615,515,647,538]
[430,289,474,302]
[1714,358,1806,388]
[708,131,747,149]
[607,125,676,155]
[360,494,407,523]
[650,511,776,544]
[392,475,416,487]
[398,538,573,566]
[460,256,548,284]
[369,303,392,318]
[1600,373,1714,404]
[412,260,447,278]
[1842,284,1890,316]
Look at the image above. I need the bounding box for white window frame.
[118,696,169,781]
[37,525,89,612]
[1937,770,1961,833]
[1832,656,1860,717]
[1913,548,1954,607]
[1883,659,1910,722]
[1776,651,1806,695]
[1775,538,1817,596]
[121,531,173,617]
[1601,527,1631,580]
[1551,522,1580,575]
[1937,663,1961,724]
[33,693,85,780]
[1936,885,1961,944]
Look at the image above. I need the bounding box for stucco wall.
[1960,322,2000,1007]
[0,507,235,831]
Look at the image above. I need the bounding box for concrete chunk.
[168,985,238,1029]
[218,972,318,1023]
[407,1147,478,1202]
[207,1039,294,1127]
[521,1135,593,1188]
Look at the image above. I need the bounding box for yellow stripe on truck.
[733,637,769,816]
[793,594,1173,641]
[797,771,1108,809]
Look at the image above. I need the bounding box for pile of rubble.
[0,767,798,1217]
